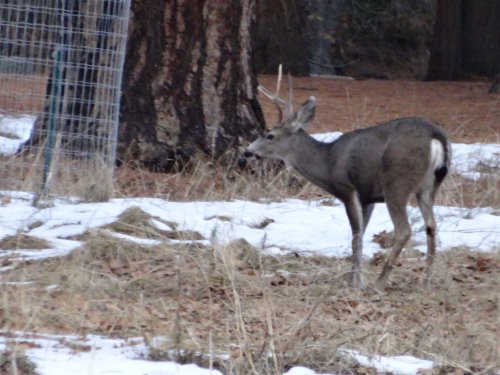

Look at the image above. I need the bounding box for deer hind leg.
[376,192,411,290]
[416,188,437,285]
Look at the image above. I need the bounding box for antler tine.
[275,63,283,98]
[257,64,286,122]
[257,85,285,104]
[286,72,293,118]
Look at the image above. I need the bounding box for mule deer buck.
[243,67,450,289]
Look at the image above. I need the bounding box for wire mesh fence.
[0,0,130,204]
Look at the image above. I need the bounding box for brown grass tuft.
[102,206,204,240]
[0,348,38,375]
[0,234,51,250]
[113,159,331,203]
[438,173,499,209]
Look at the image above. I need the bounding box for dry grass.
[101,206,203,240]
[0,348,38,375]
[0,234,51,250]
[0,219,498,374]
[0,152,114,205]
[4,142,496,210]
[112,159,500,212]
[113,159,326,202]
[0,73,113,203]
[439,173,499,210]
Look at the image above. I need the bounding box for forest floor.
[257,75,499,143]
[1,74,498,144]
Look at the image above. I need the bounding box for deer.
[243,66,451,290]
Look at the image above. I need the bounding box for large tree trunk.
[426,0,500,80]
[118,0,265,172]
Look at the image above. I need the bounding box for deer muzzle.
[243,150,255,158]
[238,148,261,167]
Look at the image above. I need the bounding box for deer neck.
[286,131,333,190]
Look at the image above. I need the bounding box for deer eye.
[265,133,275,140]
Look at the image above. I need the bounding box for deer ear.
[289,96,316,132]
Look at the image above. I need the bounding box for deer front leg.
[344,192,365,289]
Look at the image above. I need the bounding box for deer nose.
[238,150,254,167]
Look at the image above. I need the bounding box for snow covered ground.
[0,193,498,263]
[0,331,434,375]
[0,115,498,374]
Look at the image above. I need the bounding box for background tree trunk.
[462,1,500,77]
[253,0,310,75]
[426,0,500,80]
[118,0,265,172]
[254,0,436,79]
[254,0,346,76]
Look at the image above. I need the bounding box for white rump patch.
[430,139,445,170]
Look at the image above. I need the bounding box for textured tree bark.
[426,0,500,80]
[118,0,265,172]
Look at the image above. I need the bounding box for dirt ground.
[2,73,498,144]
[258,75,500,143]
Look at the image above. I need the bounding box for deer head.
[244,65,317,161]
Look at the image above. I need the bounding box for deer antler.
[258,64,294,123]
[287,71,293,116]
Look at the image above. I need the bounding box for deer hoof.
[374,276,388,291]
[347,271,365,290]
[418,274,432,291]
